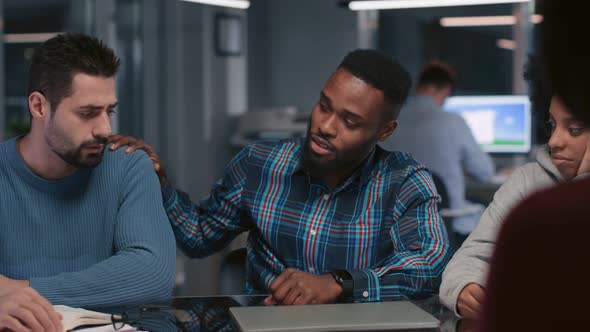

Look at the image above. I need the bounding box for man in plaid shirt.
[110,49,452,305]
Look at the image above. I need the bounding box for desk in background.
[465,179,503,207]
[467,153,533,206]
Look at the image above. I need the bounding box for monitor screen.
[443,95,531,153]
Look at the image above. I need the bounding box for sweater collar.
[6,136,91,195]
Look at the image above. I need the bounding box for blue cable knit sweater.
[0,136,176,307]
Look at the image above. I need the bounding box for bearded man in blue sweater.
[0,33,175,326]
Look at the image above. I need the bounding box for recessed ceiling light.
[497,38,517,50]
[180,0,250,10]
[440,14,543,27]
[348,0,530,11]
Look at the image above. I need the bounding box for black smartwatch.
[330,269,353,301]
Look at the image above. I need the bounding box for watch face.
[334,270,350,281]
[331,272,343,285]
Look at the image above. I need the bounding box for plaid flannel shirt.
[163,138,451,301]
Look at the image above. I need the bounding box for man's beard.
[302,123,376,181]
[45,120,107,168]
[302,134,342,177]
[56,137,107,168]
[301,118,340,177]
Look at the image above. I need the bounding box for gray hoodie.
[439,145,561,314]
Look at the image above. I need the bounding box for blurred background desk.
[465,154,530,207]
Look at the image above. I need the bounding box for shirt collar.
[334,147,377,192]
[292,137,307,175]
[357,147,377,185]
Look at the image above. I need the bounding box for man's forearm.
[29,247,174,307]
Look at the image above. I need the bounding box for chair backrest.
[430,172,450,210]
[218,248,247,295]
[430,172,455,246]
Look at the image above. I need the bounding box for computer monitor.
[443,95,532,153]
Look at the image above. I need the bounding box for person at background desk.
[110,49,452,305]
[439,57,590,320]
[0,33,175,313]
[381,62,494,247]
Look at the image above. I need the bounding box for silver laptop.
[229,301,439,331]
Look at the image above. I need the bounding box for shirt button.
[310,230,317,236]
[323,194,329,200]
[362,291,369,298]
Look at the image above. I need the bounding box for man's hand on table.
[0,278,62,332]
[264,268,343,306]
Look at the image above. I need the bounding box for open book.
[54,305,136,332]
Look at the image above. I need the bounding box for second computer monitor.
[443,95,531,153]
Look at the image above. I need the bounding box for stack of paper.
[54,305,138,332]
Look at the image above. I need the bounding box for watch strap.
[330,269,353,301]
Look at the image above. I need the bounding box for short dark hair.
[27,33,120,112]
[524,55,553,143]
[417,61,457,92]
[338,49,412,120]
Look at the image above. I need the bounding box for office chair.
[218,247,247,295]
[431,172,484,250]
[430,173,456,248]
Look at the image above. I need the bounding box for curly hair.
[541,0,589,125]
[523,55,553,143]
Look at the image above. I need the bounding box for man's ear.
[378,120,398,142]
[28,92,49,120]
